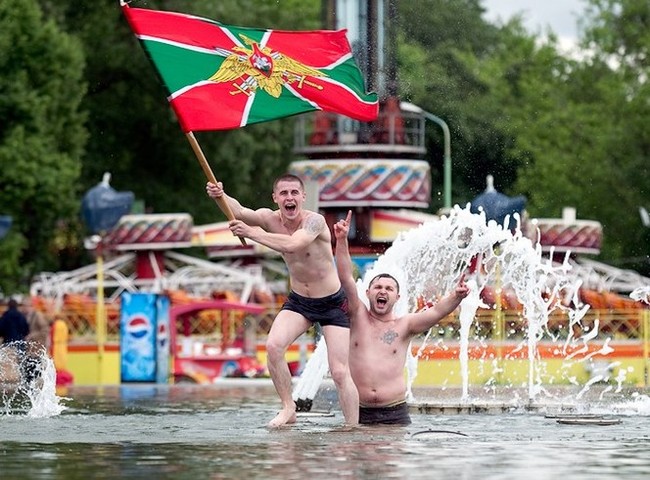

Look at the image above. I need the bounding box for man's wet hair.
[368,273,400,293]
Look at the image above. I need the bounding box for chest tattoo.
[381,329,399,345]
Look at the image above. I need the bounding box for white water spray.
[630,286,650,305]
[292,336,329,410]
[294,205,590,405]
[0,342,67,417]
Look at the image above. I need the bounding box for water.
[361,206,583,400]
[1,382,649,479]
[630,286,650,304]
[2,348,650,479]
[4,207,649,478]
[293,336,328,411]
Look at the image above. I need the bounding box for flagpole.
[186,132,246,246]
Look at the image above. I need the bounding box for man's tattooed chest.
[380,329,399,345]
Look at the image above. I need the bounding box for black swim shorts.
[359,401,412,425]
[281,288,350,328]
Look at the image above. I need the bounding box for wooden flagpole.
[186,132,246,246]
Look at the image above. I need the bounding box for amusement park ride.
[28,1,650,386]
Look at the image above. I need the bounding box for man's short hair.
[273,173,304,191]
[368,273,400,293]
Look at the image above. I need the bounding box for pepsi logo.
[157,322,168,347]
[125,315,152,339]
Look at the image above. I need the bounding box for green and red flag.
[121,3,379,132]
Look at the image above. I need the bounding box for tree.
[16,0,646,283]
[398,1,646,264]
[39,0,321,229]
[579,0,650,264]
[466,6,648,262]
[0,0,86,293]
[461,16,628,258]
[397,0,513,207]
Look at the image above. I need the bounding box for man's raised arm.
[407,276,470,335]
[206,181,267,226]
[333,211,360,310]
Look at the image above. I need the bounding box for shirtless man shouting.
[334,210,469,425]
[207,174,358,428]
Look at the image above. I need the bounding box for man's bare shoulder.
[255,208,281,230]
[301,211,329,239]
[350,304,373,324]
[256,207,276,218]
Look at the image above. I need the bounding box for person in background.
[24,297,49,350]
[23,297,50,381]
[0,298,30,346]
[50,315,74,386]
[334,211,470,425]
[206,174,358,428]
[0,298,30,383]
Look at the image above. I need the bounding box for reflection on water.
[0,383,649,480]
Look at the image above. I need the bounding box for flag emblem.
[209,34,327,98]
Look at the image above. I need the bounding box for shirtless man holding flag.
[207,175,358,428]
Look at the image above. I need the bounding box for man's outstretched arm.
[231,213,324,254]
[333,210,361,312]
[407,276,470,335]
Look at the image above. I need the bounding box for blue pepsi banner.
[120,292,158,382]
[155,295,170,384]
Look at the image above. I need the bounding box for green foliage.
[397,0,512,205]
[0,232,28,297]
[503,1,649,262]
[579,0,650,262]
[400,0,649,263]
[0,0,86,293]
[582,0,650,72]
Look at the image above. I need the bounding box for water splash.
[293,336,329,411]
[0,342,67,417]
[630,286,650,305]
[590,392,650,416]
[294,205,621,407]
[360,205,580,401]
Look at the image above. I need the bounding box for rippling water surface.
[1,383,649,480]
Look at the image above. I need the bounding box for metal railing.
[51,305,648,344]
[293,111,426,157]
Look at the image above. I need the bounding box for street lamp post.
[400,101,452,210]
[81,173,134,384]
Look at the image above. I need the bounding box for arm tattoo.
[303,214,325,236]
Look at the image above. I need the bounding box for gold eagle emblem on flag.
[209,34,327,97]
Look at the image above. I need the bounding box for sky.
[482,0,588,52]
